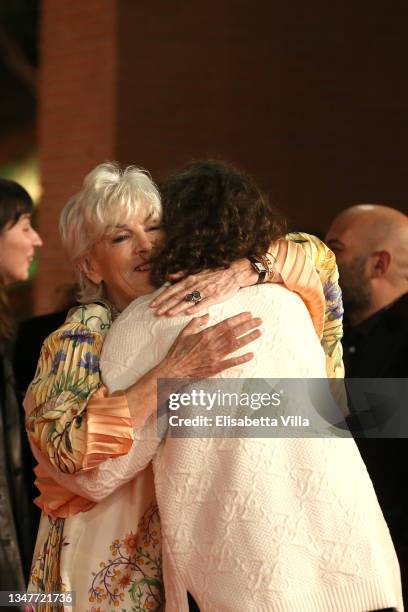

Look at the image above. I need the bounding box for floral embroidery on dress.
[87,504,163,612]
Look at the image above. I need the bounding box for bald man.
[326,204,408,607]
[326,204,408,376]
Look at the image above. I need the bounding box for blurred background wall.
[1,0,407,316]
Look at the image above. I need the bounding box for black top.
[0,340,34,589]
[342,293,408,606]
[11,310,69,565]
[13,309,68,404]
[343,292,408,378]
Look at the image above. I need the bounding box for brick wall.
[36,0,408,314]
[116,1,408,227]
[35,0,118,313]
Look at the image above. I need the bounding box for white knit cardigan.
[49,284,404,611]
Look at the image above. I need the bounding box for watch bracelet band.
[264,252,279,282]
[259,253,277,282]
[248,255,269,284]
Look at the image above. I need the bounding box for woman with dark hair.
[150,165,344,380]
[36,161,401,611]
[0,179,42,590]
[152,159,285,283]
[0,179,42,337]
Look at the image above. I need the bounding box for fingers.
[179,314,209,336]
[205,311,255,334]
[167,293,226,316]
[227,317,263,339]
[161,293,215,316]
[211,351,255,374]
[160,294,203,316]
[166,271,186,281]
[155,292,192,315]
[184,297,221,315]
[154,286,213,316]
[232,328,262,350]
[213,326,262,360]
[150,279,193,308]
[151,268,232,312]
[152,284,204,315]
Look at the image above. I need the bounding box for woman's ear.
[78,255,103,285]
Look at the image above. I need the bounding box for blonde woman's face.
[0,214,43,285]
[85,207,164,311]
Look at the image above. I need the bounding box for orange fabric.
[270,240,325,339]
[26,386,134,517]
[25,387,134,473]
[33,464,95,518]
[84,386,134,470]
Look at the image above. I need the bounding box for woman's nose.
[32,229,43,247]
[134,231,153,253]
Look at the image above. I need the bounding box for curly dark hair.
[151,160,286,286]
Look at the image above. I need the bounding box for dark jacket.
[343,292,408,607]
[0,340,34,589]
[343,293,408,378]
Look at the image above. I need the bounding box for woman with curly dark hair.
[152,160,285,284]
[150,160,344,380]
[47,160,401,611]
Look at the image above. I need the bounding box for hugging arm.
[25,303,261,474]
[151,232,345,378]
[28,311,263,510]
[31,281,329,506]
[24,304,134,475]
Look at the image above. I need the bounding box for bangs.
[6,199,33,228]
[0,178,34,232]
[59,162,163,294]
[93,188,162,236]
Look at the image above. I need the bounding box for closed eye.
[112,233,130,243]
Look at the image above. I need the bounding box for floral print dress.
[25,303,163,611]
[285,232,344,378]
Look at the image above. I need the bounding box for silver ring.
[184,290,203,304]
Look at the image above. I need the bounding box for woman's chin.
[126,278,157,303]
[2,270,29,285]
[132,270,155,288]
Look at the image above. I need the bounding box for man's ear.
[78,255,103,285]
[370,250,391,278]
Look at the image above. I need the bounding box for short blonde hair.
[60,162,162,304]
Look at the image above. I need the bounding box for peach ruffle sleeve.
[24,304,134,476]
[269,238,325,339]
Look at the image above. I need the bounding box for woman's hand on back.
[159,312,262,379]
[149,260,259,316]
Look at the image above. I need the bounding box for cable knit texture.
[78,283,402,612]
